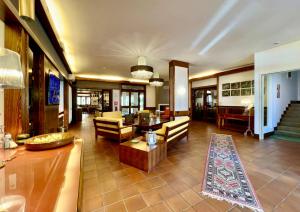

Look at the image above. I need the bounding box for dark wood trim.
[169,60,189,68]
[32,47,46,135]
[4,22,29,139]
[190,64,254,82]
[35,0,72,74]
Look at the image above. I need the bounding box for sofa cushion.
[95,117,123,127]
[102,111,122,119]
[120,127,132,134]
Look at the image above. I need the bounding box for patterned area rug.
[202,134,263,212]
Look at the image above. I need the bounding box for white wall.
[219,71,254,106]
[192,78,217,88]
[0,20,4,133]
[112,89,120,111]
[298,72,300,100]
[174,66,189,111]
[146,85,156,108]
[59,80,64,113]
[254,40,300,138]
[268,72,298,131]
[68,85,72,124]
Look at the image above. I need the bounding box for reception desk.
[0,139,83,212]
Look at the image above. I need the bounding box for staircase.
[272,101,300,142]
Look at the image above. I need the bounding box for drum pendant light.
[131,56,153,79]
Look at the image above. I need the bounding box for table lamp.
[0,48,24,147]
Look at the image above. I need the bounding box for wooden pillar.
[169,60,189,117]
[32,48,45,135]
[63,79,69,128]
[4,23,29,139]
[72,83,77,123]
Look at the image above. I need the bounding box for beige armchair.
[93,117,132,142]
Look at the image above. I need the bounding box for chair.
[161,107,170,119]
[155,116,190,144]
[93,117,133,142]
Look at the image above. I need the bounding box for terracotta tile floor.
[69,115,300,212]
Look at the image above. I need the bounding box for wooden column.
[72,84,77,123]
[4,23,29,139]
[169,60,189,117]
[32,48,46,135]
[64,79,69,128]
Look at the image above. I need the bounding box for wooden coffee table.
[119,137,167,172]
[133,117,169,131]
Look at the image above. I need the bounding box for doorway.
[192,86,217,122]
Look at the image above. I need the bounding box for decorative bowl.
[24,132,74,151]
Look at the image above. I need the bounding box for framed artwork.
[222,90,230,97]
[241,88,252,96]
[241,81,252,88]
[231,82,240,89]
[277,84,280,98]
[222,83,230,90]
[231,89,240,96]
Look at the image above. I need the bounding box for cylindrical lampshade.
[19,0,35,21]
[0,48,25,89]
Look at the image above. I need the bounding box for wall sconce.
[0,48,24,89]
[19,0,35,21]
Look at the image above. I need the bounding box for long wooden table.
[119,137,167,172]
[0,138,83,212]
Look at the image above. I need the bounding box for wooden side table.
[119,137,167,172]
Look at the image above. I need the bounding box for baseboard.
[254,131,274,139]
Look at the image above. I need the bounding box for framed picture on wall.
[241,88,251,96]
[222,90,230,97]
[231,89,241,96]
[277,84,280,98]
[231,82,240,89]
[241,81,252,88]
[222,83,230,90]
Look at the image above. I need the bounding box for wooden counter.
[0,138,83,212]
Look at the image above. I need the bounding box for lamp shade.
[131,56,153,79]
[149,72,164,87]
[0,48,24,89]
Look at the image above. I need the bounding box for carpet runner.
[202,134,263,212]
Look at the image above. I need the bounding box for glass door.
[121,90,145,115]
[192,86,217,121]
[102,90,112,112]
[121,91,130,115]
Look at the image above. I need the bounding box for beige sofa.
[93,117,132,142]
[155,116,190,143]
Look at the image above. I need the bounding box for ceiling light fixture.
[149,72,164,87]
[19,0,35,21]
[131,56,153,79]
